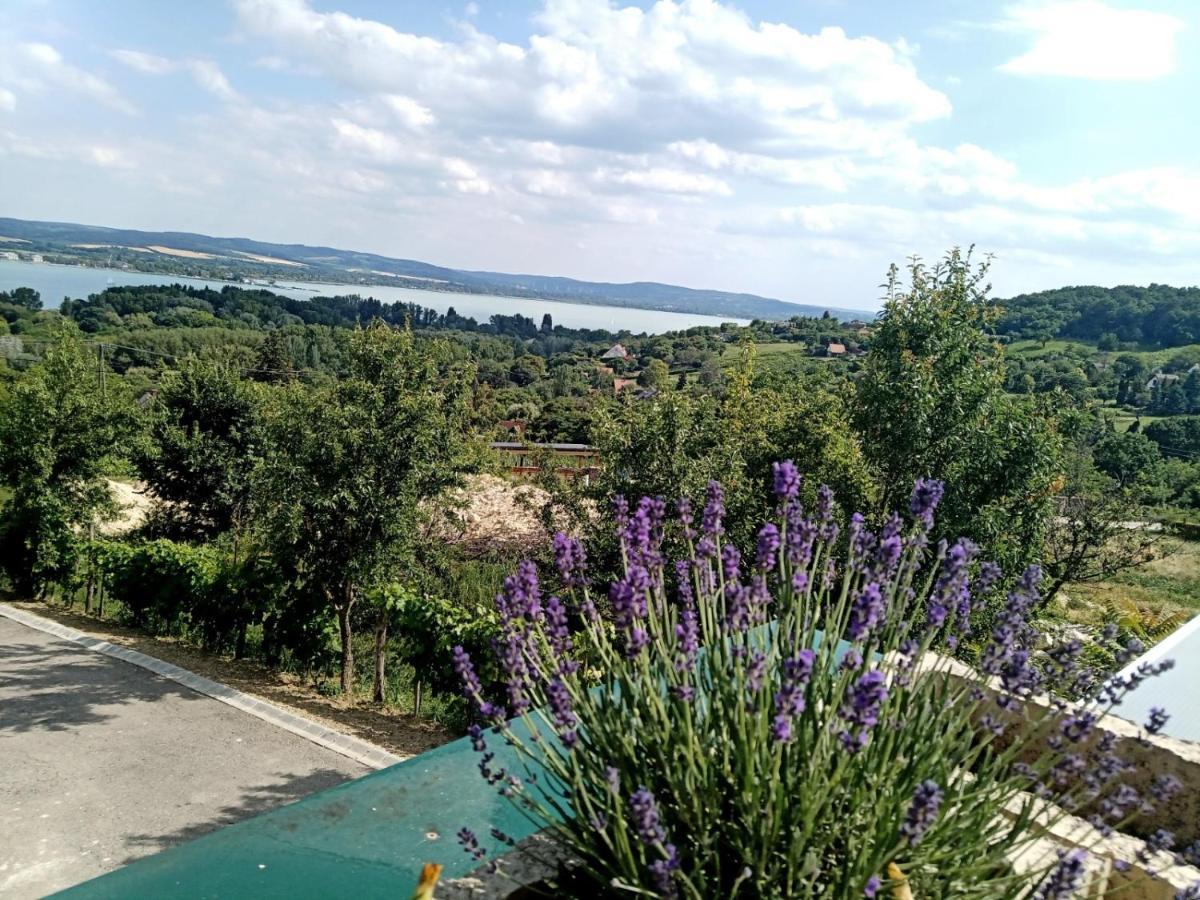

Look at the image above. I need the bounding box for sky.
[1,0,1198,310]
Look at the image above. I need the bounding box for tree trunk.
[337,591,355,695]
[235,620,248,660]
[372,611,388,704]
[413,679,423,717]
[84,523,96,614]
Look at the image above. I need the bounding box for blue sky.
[1,0,1198,309]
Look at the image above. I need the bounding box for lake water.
[0,259,750,334]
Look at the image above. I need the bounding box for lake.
[0,259,750,334]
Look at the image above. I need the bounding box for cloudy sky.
[1,0,1197,309]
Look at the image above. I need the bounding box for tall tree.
[0,324,134,595]
[139,361,264,539]
[854,249,1063,572]
[256,322,478,694]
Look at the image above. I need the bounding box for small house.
[601,343,630,361]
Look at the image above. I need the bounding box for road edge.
[0,602,402,770]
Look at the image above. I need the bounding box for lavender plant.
[452,463,1185,898]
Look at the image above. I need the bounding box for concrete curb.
[0,602,403,771]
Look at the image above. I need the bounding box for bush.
[97,539,222,635]
[451,464,1180,898]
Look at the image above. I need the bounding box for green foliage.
[0,323,136,595]
[854,250,1063,573]
[138,361,265,538]
[1092,431,1161,487]
[255,322,480,691]
[997,283,1200,348]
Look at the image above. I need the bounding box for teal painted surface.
[62,627,847,898]
[55,731,533,899]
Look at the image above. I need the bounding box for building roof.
[826,342,847,355]
[600,343,628,360]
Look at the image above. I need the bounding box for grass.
[1006,338,1200,369]
[1058,538,1200,641]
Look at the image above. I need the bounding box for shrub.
[451,463,1182,898]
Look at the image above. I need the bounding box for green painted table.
[56,732,533,899]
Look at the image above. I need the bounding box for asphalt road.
[0,617,367,899]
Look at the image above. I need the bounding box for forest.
[1,251,1197,729]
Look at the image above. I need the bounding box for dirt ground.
[7,600,452,760]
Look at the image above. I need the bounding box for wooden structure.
[490,441,600,483]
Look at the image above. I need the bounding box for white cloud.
[111,49,174,75]
[383,94,435,130]
[0,87,14,111]
[232,0,951,155]
[14,42,137,114]
[999,1,1184,80]
[112,48,240,100]
[598,166,733,197]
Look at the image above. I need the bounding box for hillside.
[0,217,869,322]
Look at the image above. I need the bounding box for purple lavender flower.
[702,481,725,539]
[497,560,542,624]
[901,780,943,847]
[457,827,486,862]
[674,605,699,674]
[546,677,578,749]
[746,651,767,694]
[453,645,504,719]
[838,669,888,753]
[467,724,487,752]
[1145,706,1169,736]
[543,594,575,670]
[1150,774,1182,804]
[773,459,801,501]
[864,876,881,898]
[909,478,945,529]
[677,497,695,541]
[630,788,666,845]
[847,582,885,643]
[610,576,649,658]
[1034,849,1087,899]
[755,523,781,571]
[649,844,680,898]
[552,532,588,588]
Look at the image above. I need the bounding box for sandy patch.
[232,251,306,267]
[147,245,215,259]
[0,235,31,243]
[101,479,152,536]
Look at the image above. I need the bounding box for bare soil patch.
[147,245,216,259]
[9,600,452,760]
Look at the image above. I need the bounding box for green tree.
[853,250,1063,572]
[256,323,478,694]
[251,329,296,382]
[140,362,264,540]
[1092,431,1161,488]
[0,287,42,311]
[0,324,135,595]
[637,358,670,390]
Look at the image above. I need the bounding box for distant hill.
[0,217,871,322]
[995,283,1200,349]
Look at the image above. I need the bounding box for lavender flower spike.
[909,477,945,529]
[772,459,801,502]
[901,780,943,847]
[1033,849,1088,899]
[630,787,667,845]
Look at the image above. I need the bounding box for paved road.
[0,617,367,898]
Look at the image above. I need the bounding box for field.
[1007,337,1200,369]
